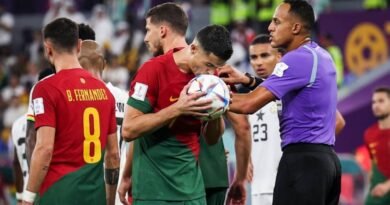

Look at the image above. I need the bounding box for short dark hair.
[43,18,79,53]
[374,87,390,98]
[146,3,188,36]
[250,34,286,55]
[78,23,95,40]
[284,0,315,32]
[195,25,233,61]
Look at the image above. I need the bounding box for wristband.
[248,77,264,91]
[23,190,37,203]
[16,192,23,201]
[242,73,255,87]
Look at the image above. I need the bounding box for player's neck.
[378,116,390,129]
[286,35,311,52]
[163,36,187,53]
[172,46,192,74]
[53,54,82,72]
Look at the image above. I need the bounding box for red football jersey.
[364,123,390,178]
[32,68,117,195]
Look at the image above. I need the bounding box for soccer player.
[78,39,129,205]
[219,1,341,204]
[25,23,96,167]
[364,87,390,205]
[23,18,119,205]
[244,34,284,205]
[118,3,250,205]
[121,24,232,205]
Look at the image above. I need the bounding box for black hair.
[146,2,188,36]
[38,68,55,81]
[195,25,233,61]
[284,0,315,32]
[374,87,390,98]
[250,34,286,55]
[78,23,95,40]
[43,18,79,53]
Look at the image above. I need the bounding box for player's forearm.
[104,133,120,205]
[228,113,251,181]
[122,143,134,179]
[202,117,225,145]
[13,149,24,193]
[335,110,345,135]
[230,87,274,115]
[122,105,181,141]
[25,121,36,167]
[26,145,53,193]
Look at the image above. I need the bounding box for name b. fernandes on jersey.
[66,88,109,102]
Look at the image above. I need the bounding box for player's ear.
[292,23,301,35]
[76,39,82,54]
[190,44,198,55]
[160,25,167,38]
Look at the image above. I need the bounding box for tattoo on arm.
[105,168,119,185]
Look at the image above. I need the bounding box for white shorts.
[251,193,273,205]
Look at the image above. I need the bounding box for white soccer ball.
[187,74,230,121]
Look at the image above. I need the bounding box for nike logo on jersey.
[169,96,179,102]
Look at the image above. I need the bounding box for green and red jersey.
[32,68,117,204]
[364,123,390,179]
[128,49,205,201]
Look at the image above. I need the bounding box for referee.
[219,1,341,204]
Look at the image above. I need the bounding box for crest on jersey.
[272,62,289,77]
[33,97,45,115]
[80,78,86,84]
[132,82,148,101]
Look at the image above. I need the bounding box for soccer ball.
[187,74,230,121]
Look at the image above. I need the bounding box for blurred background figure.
[89,4,113,46]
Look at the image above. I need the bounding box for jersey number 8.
[83,107,101,163]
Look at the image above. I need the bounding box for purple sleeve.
[261,50,314,99]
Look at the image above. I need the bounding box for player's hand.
[118,176,132,205]
[225,179,246,205]
[175,84,212,117]
[246,159,253,182]
[218,65,247,85]
[371,182,390,197]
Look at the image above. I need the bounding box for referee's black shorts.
[273,143,341,205]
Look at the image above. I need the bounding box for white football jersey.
[11,115,29,189]
[249,101,282,194]
[106,82,130,205]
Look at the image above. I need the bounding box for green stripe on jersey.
[36,157,105,205]
[128,97,153,114]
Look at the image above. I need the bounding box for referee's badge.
[273,62,289,77]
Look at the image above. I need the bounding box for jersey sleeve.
[32,82,56,129]
[261,51,314,99]
[127,61,160,113]
[26,86,35,122]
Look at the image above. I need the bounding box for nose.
[268,22,274,32]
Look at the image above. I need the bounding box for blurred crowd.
[0,0,388,204]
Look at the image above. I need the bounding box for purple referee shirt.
[262,41,337,148]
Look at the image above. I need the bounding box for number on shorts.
[83,107,101,163]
